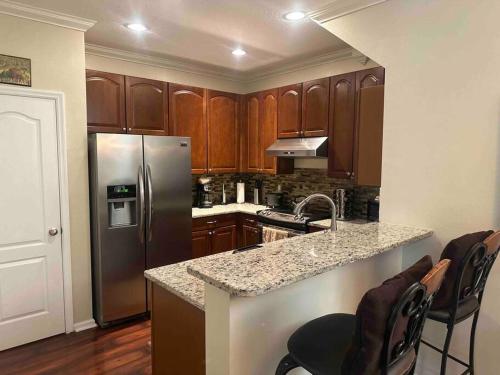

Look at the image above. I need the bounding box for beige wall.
[0,14,92,324]
[319,1,500,373]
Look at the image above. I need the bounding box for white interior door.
[0,92,65,351]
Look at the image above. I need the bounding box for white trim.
[0,85,75,334]
[308,0,388,24]
[73,319,97,332]
[85,43,243,82]
[0,0,96,31]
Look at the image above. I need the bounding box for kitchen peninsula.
[145,217,432,375]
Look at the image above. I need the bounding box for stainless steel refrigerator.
[88,133,192,327]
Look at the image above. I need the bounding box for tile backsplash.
[192,168,380,219]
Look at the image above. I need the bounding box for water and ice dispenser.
[107,184,137,227]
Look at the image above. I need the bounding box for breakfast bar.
[145,222,432,375]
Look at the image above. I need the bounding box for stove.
[256,208,331,232]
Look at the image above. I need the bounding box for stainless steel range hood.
[266,137,328,158]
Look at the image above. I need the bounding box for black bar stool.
[275,256,450,375]
[421,230,500,375]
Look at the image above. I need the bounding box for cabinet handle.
[245,219,256,224]
[207,220,217,224]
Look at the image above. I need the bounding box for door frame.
[0,85,74,333]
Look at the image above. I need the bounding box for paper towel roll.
[237,182,245,203]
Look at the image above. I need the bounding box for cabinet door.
[277,84,302,138]
[245,93,261,173]
[125,76,168,135]
[260,89,278,173]
[328,73,356,179]
[302,78,330,137]
[354,67,385,186]
[86,70,126,133]
[207,90,239,173]
[169,84,207,174]
[211,225,237,254]
[192,230,211,259]
[241,225,260,248]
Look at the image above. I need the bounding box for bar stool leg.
[276,354,299,375]
[469,311,480,374]
[441,324,455,375]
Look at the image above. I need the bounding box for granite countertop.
[187,222,432,297]
[192,203,267,218]
[310,218,371,229]
[145,260,205,310]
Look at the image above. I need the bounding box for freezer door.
[89,134,146,325]
[143,136,192,269]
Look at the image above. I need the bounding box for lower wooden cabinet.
[191,213,260,258]
[210,225,237,255]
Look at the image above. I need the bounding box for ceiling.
[11,0,349,74]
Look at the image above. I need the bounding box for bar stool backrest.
[453,238,499,308]
[381,260,450,374]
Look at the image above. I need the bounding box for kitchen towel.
[262,226,289,243]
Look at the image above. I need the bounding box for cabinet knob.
[128,128,132,131]
[346,172,351,177]
[122,128,126,131]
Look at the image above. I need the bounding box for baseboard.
[73,319,98,332]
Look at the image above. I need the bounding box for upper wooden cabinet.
[245,93,261,173]
[169,84,207,174]
[86,70,126,133]
[328,73,356,179]
[240,90,293,175]
[207,90,239,173]
[302,78,330,137]
[327,67,385,186]
[277,84,302,138]
[125,77,168,135]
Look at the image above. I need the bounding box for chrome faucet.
[293,193,337,231]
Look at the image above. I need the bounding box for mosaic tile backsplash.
[192,168,380,220]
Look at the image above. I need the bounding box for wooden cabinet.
[302,78,330,137]
[328,73,356,179]
[277,84,302,138]
[243,93,261,173]
[86,70,126,133]
[191,230,211,259]
[238,214,260,248]
[207,90,239,173]
[169,84,207,174]
[125,76,168,135]
[241,90,294,174]
[328,67,385,186]
[210,225,237,255]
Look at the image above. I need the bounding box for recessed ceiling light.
[232,48,247,56]
[125,23,148,32]
[283,11,306,21]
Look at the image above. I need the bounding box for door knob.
[48,228,59,236]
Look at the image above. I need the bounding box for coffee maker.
[196,177,213,208]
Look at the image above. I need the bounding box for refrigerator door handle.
[146,164,153,242]
[138,165,145,244]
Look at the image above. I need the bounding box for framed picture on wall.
[0,54,31,87]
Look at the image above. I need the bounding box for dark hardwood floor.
[0,319,152,375]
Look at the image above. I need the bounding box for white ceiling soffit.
[85,43,364,84]
[0,0,95,31]
[309,0,388,24]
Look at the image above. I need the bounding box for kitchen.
[0,1,499,375]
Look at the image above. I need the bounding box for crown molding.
[85,43,244,82]
[0,0,96,31]
[242,47,363,83]
[308,0,387,24]
[85,44,367,87]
